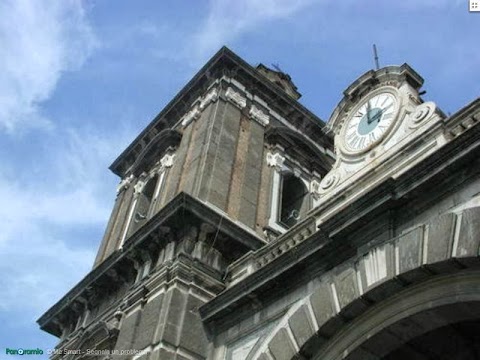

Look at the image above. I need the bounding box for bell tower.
[37,47,334,359]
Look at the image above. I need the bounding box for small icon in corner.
[470,0,480,12]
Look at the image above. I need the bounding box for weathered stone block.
[114,309,140,351]
[397,227,423,273]
[288,305,315,348]
[150,348,175,360]
[238,199,257,228]
[309,282,336,329]
[179,294,208,357]
[396,226,429,283]
[358,243,402,303]
[456,208,480,265]
[133,294,164,350]
[257,353,271,360]
[425,213,456,271]
[334,267,359,310]
[268,328,296,360]
[156,288,187,345]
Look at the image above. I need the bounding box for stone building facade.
[38,47,480,359]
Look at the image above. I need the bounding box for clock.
[342,92,398,153]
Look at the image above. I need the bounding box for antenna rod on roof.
[373,44,380,70]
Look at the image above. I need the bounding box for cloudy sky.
[0,0,478,355]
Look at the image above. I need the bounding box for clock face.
[343,92,397,153]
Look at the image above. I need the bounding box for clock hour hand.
[371,110,382,123]
[366,101,372,123]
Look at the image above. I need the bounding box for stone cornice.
[109,46,332,178]
[37,192,265,337]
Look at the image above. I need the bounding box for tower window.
[279,174,307,228]
[125,174,160,239]
[134,175,158,224]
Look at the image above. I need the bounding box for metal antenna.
[272,63,283,73]
[373,44,380,70]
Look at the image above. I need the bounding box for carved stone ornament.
[133,179,146,195]
[249,104,270,126]
[317,171,340,194]
[116,174,134,194]
[160,153,175,169]
[310,179,322,199]
[266,152,285,171]
[409,101,436,129]
[181,106,201,127]
[225,87,247,109]
[199,88,219,110]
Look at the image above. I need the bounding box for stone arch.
[250,207,480,360]
[314,272,480,359]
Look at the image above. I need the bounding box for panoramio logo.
[5,348,44,356]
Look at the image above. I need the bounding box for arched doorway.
[313,271,480,360]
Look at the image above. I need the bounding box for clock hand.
[371,110,382,123]
[367,101,372,123]
[371,103,393,123]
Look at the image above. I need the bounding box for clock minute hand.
[366,101,372,123]
[373,104,393,123]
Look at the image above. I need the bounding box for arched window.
[279,174,307,228]
[135,175,158,221]
[127,175,159,237]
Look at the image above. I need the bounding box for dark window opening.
[127,175,159,240]
[279,174,307,228]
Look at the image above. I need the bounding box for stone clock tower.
[39,48,480,360]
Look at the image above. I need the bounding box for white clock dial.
[343,92,397,153]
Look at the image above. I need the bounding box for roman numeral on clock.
[350,136,360,149]
[358,137,366,149]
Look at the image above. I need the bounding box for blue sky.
[0,0,478,356]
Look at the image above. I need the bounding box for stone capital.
[199,88,219,110]
[160,153,175,169]
[266,152,285,171]
[249,104,270,126]
[225,87,247,109]
[181,106,201,127]
[116,174,134,194]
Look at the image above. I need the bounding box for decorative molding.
[249,104,270,126]
[409,101,436,129]
[363,246,387,286]
[310,180,322,200]
[448,114,479,139]
[133,179,146,195]
[160,153,175,169]
[117,174,135,194]
[318,172,340,194]
[181,106,201,127]
[199,88,219,110]
[266,152,285,171]
[226,87,247,109]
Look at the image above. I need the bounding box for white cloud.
[0,0,97,133]
[190,0,464,63]
[191,0,317,62]
[0,222,95,318]
[0,124,135,316]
